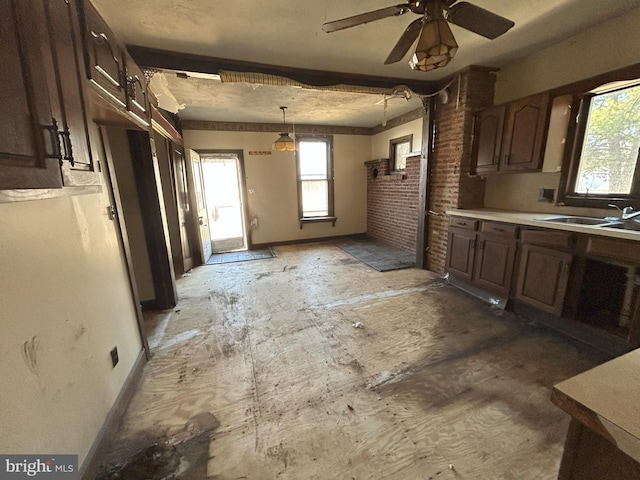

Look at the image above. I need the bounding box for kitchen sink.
[599,220,640,231]
[537,216,611,225]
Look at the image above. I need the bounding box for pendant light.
[272,106,296,152]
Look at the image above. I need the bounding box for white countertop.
[446,208,640,242]
[552,348,640,462]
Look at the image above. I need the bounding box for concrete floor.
[100,242,609,479]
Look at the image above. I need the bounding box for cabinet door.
[471,105,505,174]
[515,244,571,315]
[501,92,550,172]
[473,235,517,295]
[0,0,63,189]
[43,0,95,178]
[446,228,476,282]
[125,53,150,126]
[81,0,126,107]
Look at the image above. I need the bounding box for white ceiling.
[92,0,640,127]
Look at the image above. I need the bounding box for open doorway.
[200,151,249,254]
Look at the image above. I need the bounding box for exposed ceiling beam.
[127,45,440,96]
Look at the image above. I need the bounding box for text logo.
[0,455,77,479]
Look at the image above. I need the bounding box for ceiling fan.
[322,0,515,72]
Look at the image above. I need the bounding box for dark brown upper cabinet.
[43,0,97,185]
[125,52,150,127]
[80,0,127,108]
[500,92,550,172]
[0,0,97,191]
[471,105,505,174]
[79,0,151,129]
[472,92,551,174]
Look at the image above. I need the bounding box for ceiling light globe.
[410,18,458,72]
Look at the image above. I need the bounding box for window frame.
[558,84,640,209]
[389,134,413,172]
[295,134,335,225]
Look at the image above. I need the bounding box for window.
[560,80,640,207]
[389,135,412,172]
[296,136,334,221]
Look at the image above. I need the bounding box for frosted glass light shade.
[409,18,458,72]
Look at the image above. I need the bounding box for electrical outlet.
[539,188,555,202]
[110,346,119,368]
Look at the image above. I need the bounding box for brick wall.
[365,154,421,252]
[363,68,496,270]
[426,68,496,273]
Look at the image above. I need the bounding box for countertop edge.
[446,209,640,242]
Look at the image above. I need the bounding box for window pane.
[299,141,327,180]
[394,141,411,170]
[575,85,640,195]
[301,180,328,217]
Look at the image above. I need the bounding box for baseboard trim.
[79,348,147,480]
[252,232,367,249]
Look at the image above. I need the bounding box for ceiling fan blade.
[447,2,514,39]
[384,18,423,65]
[322,4,410,33]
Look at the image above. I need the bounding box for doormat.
[332,237,415,272]
[206,247,275,265]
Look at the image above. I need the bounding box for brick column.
[426,67,496,273]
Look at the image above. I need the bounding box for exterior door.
[189,149,212,262]
[173,148,194,271]
[202,155,247,253]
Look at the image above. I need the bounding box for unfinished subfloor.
[99,242,609,479]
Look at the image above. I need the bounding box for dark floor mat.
[332,237,415,272]
[206,247,275,265]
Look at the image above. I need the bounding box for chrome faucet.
[608,204,640,222]
[621,206,640,220]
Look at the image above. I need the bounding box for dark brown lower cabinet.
[446,219,517,296]
[446,227,476,282]
[473,234,517,295]
[515,244,572,315]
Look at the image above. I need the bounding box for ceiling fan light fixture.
[272,106,296,152]
[409,18,458,72]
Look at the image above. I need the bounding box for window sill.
[378,173,407,181]
[558,194,640,210]
[299,216,337,229]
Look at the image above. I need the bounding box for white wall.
[370,118,423,159]
[485,7,640,214]
[184,130,369,244]
[0,190,143,465]
[495,7,640,104]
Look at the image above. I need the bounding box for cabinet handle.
[478,239,485,250]
[42,118,62,162]
[458,221,467,226]
[58,129,74,166]
[126,75,146,108]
